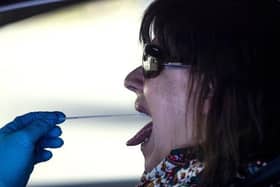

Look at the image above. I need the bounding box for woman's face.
[124,58,201,172]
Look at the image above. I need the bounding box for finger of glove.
[39,137,64,148]
[19,119,59,144]
[34,149,53,164]
[1,111,65,134]
[44,126,62,138]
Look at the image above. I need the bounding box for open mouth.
[126,121,153,146]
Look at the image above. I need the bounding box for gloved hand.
[0,111,66,187]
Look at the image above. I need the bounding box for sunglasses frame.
[142,44,191,78]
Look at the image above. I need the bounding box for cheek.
[144,74,194,148]
[144,74,190,122]
[144,79,189,130]
[143,80,169,118]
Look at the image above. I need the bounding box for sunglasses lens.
[142,44,163,78]
[142,55,160,78]
[143,70,158,78]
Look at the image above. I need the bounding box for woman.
[125,0,280,186]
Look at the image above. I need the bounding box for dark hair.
[140,0,280,186]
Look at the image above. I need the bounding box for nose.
[124,66,144,94]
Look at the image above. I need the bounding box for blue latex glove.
[0,111,66,187]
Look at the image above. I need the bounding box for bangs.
[139,0,280,93]
[139,0,225,65]
[139,0,276,66]
[139,0,198,64]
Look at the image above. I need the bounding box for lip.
[135,101,150,117]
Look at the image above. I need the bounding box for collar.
[137,148,204,187]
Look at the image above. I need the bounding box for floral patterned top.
[136,148,280,187]
[137,148,204,187]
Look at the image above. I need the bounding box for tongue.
[126,122,153,146]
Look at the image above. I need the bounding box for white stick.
[65,113,144,120]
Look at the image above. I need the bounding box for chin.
[142,144,166,172]
[141,137,156,172]
[144,157,153,172]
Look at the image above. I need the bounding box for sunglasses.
[142,44,191,78]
